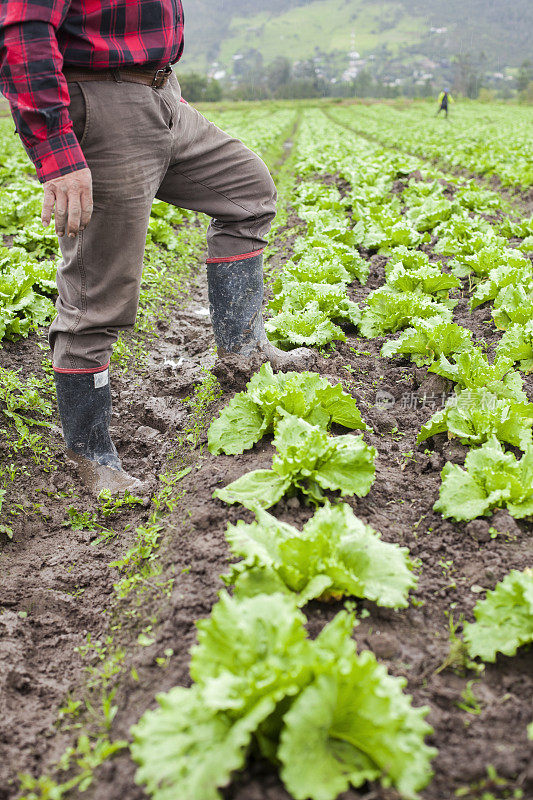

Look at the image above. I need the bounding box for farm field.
[0,98,532,800]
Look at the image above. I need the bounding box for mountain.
[178,0,532,79]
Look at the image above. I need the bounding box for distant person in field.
[0,0,313,495]
[436,89,454,118]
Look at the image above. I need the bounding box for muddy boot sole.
[66,450,152,498]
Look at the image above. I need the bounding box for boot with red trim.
[54,370,148,497]
[207,252,315,371]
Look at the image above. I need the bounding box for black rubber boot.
[207,253,314,371]
[54,371,146,496]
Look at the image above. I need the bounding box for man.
[0,1,312,494]
[436,88,454,118]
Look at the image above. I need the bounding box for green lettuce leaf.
[265,302,347,349]
[495,322,533,374]
[268,280,361,333]
[492,284,533,330]
[499,216,533,239]
[279,655,436,800]
[434,437,533,521]
[418,388,533,449]
[214,413,376,510]
[435,217,504,257]
[470,258,532,309]
[281,255,351,285]
[385,262,460,299]
[208,394,267,456]
[428,349,526,401]
[292,235,370,284]
[520,235,533,253]
[359,287,453,339]
[190,592,314,712]
[463,569,533,662]
[131,686,276,800]
[224,503,417,608]
[214,469,290,511]
[407,196,456,232]
[385,247,431,274]
[451,244,525,279]
[0,265,56,342]
[381,320,473,367]
[208,363,366,456]
[352,205,423,252]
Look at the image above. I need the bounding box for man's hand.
[42,167,93,238]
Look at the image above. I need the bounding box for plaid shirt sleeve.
[0,0,87,183]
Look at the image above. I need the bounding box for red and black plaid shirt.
[0,1,184,182]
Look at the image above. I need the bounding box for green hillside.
[217,2,425,66]
[179,0,532,75]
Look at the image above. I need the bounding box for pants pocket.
[68,82,90,146]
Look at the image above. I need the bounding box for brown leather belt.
[63,64,173,89]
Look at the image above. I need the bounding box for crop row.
[129,108,533,799]
[327,102,533,189]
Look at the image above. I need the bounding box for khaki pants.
[49,74,277,372]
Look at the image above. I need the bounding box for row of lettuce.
[129,109,532,800]
[268,108,533,522]
[327,101,533,190]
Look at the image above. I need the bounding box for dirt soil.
[1,191,532,800]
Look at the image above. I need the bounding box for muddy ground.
[1,172,532,800]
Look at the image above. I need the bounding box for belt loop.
[112,68,122,83]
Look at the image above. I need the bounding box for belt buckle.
[152,66,171,88]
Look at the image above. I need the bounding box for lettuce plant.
[418,388,533,450]
[266,280,360,349]
[294,180,348,212]
[381,320,473,367]
[499,216,533,240]
[0,267,56,342]
[407,196,456,232]
[492,284,533,330]
[131,593,436,800]
[496,322,533,373]
[265,302,348,349]
[268,279,360,325]
[213,413,376,510]
[470,257,532,309]
[428,350,526,401]
[13,220,60,258]
[224,503,417,608]
[385,262,460,300]
[455,184,504,213]
[434,437,533,521]
[385,247,431,274]
[208,363,366,456]
[434,217,504,257]
[359,286,453,339]
[280,255,352,285]
[463,569,533,662]
[451,244,522,279]
[0,246,56,293]
[352,209,423,252]
[292,234,370,284]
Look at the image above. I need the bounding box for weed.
[455,765,524,798]
[456,680,483,715]
[98,490,144,518]
[436,612,484,676]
